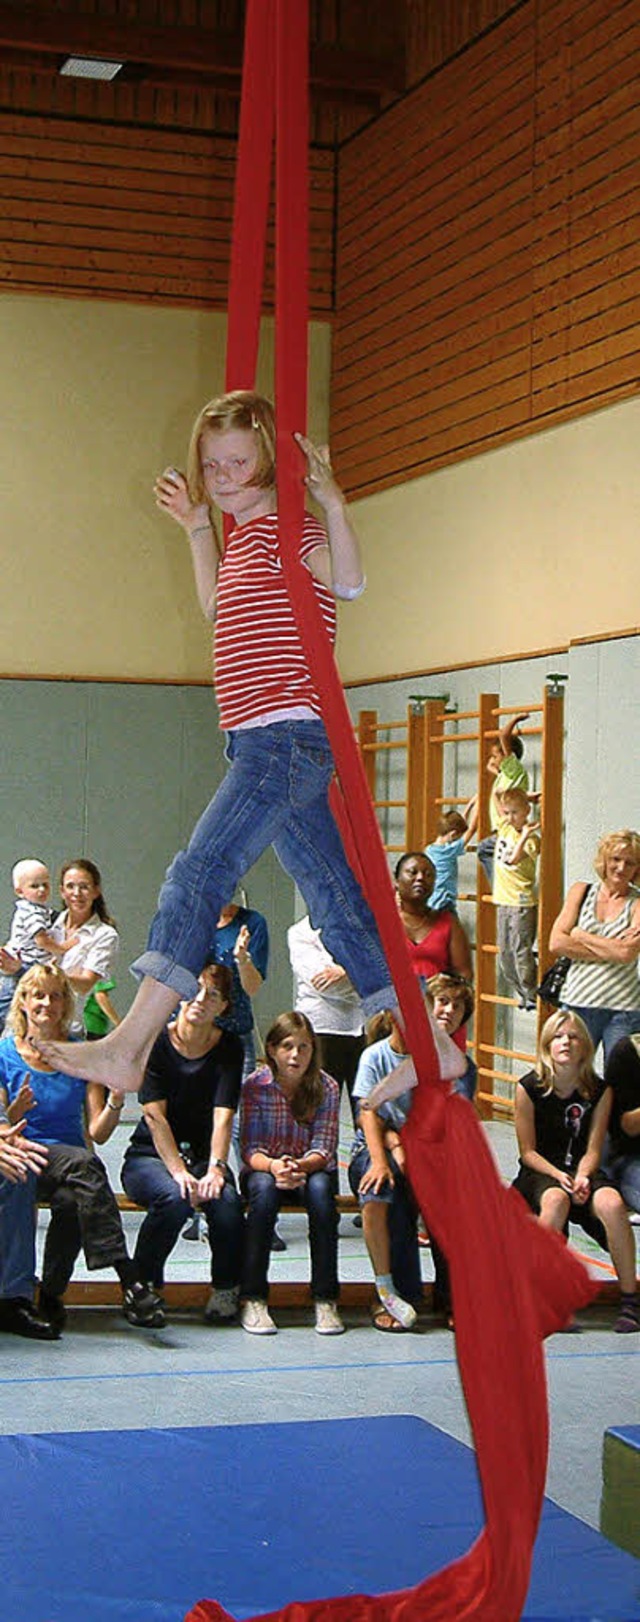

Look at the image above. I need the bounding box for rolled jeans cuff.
[361,982,399,1021]
[130,950,199,1003]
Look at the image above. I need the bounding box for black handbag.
[536,956,571,1006]
[537,883,590,1005]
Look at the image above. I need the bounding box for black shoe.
[270,1227,287,1253]
[122,1281,166,1328]
[0,1297,60,1341]
[352,1213,363,1229]
[39,1289,68,1330]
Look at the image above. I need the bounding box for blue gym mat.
[0,1416,638,1621]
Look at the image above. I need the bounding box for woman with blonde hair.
[0,965,164,1330]
[549,828,640,1060]
[512,1009,639,1332]
[239,1011,342,1336]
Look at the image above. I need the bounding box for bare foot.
[32,1034,146,1093]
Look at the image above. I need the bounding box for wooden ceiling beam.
[0,3,405,97]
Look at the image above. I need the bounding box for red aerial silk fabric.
[185,5,597,1620]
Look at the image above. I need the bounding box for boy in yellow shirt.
[493,788,540,1010]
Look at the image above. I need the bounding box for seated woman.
[349,979,477,1333]
[0,965,164,1331]
[0,1102,55,1339]
[512,1009,639,1333]
[425,973,477,1327]
[121,961,244,1321]
[348,1011,423,1332]
[394,852,473,1049]
[603,1034,640,1215]
[239,1011,343,1337]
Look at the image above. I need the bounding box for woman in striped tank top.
[549,830,640,1061]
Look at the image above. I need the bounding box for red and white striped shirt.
[214,512,337,729]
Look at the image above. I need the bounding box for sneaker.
[241,1298,277,1335]
[39,1288,68,1330]
[315,1300,345,1335]
[270,1227,287,1252]
[377,1288,417,1330]
[122,1281,166,1328]
[204,1285,240,1322]
[614,1298,640,1333]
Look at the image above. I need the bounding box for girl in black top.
[513,1009,638,1333]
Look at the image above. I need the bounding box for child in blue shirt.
[424,812,474,912]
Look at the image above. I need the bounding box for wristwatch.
[213,1157,227,1172]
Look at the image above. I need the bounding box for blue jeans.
[602,1152,640,1215]
[563,1004,640,1063]
[0,1172,37,1300]
[348,1147,422,1304]
[121,1154,244,1291]
[241,1168,339,1302]
[133,721,394,1014]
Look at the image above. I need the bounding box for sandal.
[372,1307,407,1333]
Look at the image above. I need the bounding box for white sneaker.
[204,1286,239,1322]
[377,1288,417,1330]
[315,1300,345,1335]
[241,1298,277,1335]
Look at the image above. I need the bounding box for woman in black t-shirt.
[121,961,244,1322]
[512,1009,639,1333]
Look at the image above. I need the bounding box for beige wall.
[2,293,331,680]
[340,396,640,682]
[4,291,639,686]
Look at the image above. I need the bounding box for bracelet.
[106,1096,123,1113]
[187,522,212,539]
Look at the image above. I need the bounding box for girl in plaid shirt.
[239,1011,343,1337]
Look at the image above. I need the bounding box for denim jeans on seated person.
[122,1154,244,1291]
[132,721,395,1017]
[348,1146,422,1305]
[240,1168,339,1302]
[0,1172,37,1300]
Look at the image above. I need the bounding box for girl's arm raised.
[294,434,364,599]
[154,468,221,622]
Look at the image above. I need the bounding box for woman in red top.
[395,853,472,1049]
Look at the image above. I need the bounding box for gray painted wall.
[0,679,294,1032]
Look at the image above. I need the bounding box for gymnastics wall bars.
[356,680,566,1118]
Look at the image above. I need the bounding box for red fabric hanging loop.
[185,5,598,1619]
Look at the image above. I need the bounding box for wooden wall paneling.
[531,0,640,418]
[333,0,640,499]
[406,0,523,84]
[0,111,335,310]
[333,7,536,493]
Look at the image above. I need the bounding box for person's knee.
[592,1187,625,1227]
[246,1171,278,1214]
[306,1172,335,1216]
[539,1187,570,1226]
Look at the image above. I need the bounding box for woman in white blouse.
[51,859,119,1034]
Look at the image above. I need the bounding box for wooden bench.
[42,1195,628,1312]
[43,1190,385,1310]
